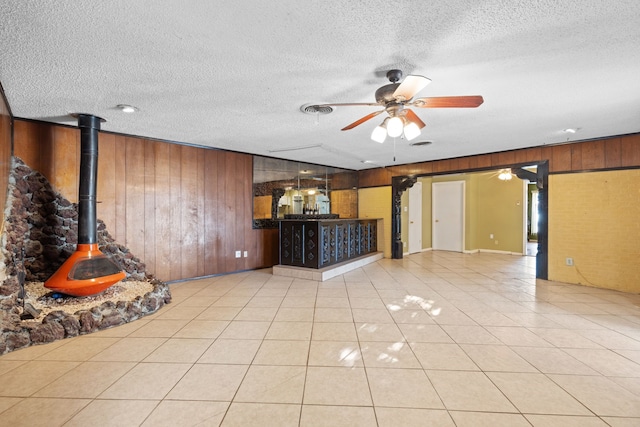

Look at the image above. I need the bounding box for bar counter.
[279,218,378,269]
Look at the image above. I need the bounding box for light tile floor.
[1,251,640,426]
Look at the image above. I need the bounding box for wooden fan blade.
[410,95,484,108]
[404,109,426,129]
[341,110,384,131]
[393,75,431,101]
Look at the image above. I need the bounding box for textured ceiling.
[1,1,639,171]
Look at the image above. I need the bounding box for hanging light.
[403,120,421,141]
[387,116,404,138]
[498,169,513,180]
[371,124,387,143]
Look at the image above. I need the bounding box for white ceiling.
[1,1,639,171]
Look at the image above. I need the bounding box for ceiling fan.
[316,69,483,143]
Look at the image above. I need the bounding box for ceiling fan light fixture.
[371,125,387,143]
[403,121,421,141]
[387,116,403,138]
[498,168,513,181]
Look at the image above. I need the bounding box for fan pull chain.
[393,137,397,162]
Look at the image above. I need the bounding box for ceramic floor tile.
[0,359,27,375]
[221,402,300,427]
[274,307,315,322]
[166,364,249,401]
[33,360,135,398]
[99,362,191,399]
[485,326,554,347]
[0,397,91,426]
[360,341,421,369]
[265,321,313,340]
[375,408,455,427]
[440,324,502,344]
[524,414,611,426]
[198,339,261,364]
[89,337,167,362]
[308,340,363,367]
[487,372,591,415]
[511,346,599,375]
[304,367,372,406]
[349,297,386,309]
[196,306,243,320]
[35,337,120,361]
[143,338,213,363]
[280,296,316,308]
[245,296,285,307]
[426,370,517,412]
[313,307,353,322]
[366,367,444,409]
[351,308,395,323]
[449,411,532,426]
[411,343,479,371]
[460,344,538,372]
[311,322,357,341]
[527,327,602,349]
[562,348,640,377]
[548,374,640,417]
[173,319,230,339]
[0,360,80,397]
[154,305,207,320]
[356,322,405,342]
[234,365,306,403]
[253,339,310,365]
[300,405,377,427]
[234,307,278,321]
[219,321,271,340]
[141,400,229,427]
[128,319,191,338]
[65,399,159,427]
[391,309,436,324]
[315,295,351,308]
[398,324,453,343]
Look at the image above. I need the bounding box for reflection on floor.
[526,241,538,256]
[1,251,639,426]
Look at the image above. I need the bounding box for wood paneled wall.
[14,119,278,282]
[0,87,11,223]
[359,134,640,186]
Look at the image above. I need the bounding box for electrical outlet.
[235,251,241,258]
[566,257,574,266]
[494,240,499,245]
[243,251,248,257]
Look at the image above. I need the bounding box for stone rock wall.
[0,157,171,355]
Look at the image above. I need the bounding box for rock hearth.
[0,157,171,355]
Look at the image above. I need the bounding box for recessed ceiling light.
[117,104,138,113]
[564,128,577,133]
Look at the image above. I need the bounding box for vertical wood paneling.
[51,126,79,201]
[143,139,157,274]
[180,145,199,279]
[125,137,145,261]
[153,141,172,280]
[204,149,219,275]
[97,132,117,234]
[604,137,622,168]
[580,140,605,170]
[0,90,11,220]
[113,134,127,244]
[217,150,229,273]
[621,134,640,167]
[169,143,182,281]
[551,145,572,172]
[196,145,206,277]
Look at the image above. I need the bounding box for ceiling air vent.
[409,140,433,147]
[300,103,334,115]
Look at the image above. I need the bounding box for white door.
[408,181,422,253]
[432,181,464,252]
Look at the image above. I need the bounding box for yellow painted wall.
[358,186,391,258]
[549,170,640,293]
[474,172,525,253]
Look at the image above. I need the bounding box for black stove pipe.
[76,114,103,245]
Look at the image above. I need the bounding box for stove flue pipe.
[77,114,102,245]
